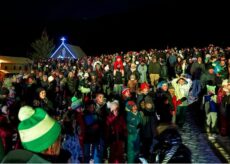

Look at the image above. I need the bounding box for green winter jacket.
[126,111,142,134]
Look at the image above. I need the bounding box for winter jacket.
[140,108,158,138]
[191,80,201,98]
[175,63,183,76]
[171,95,181,115]
[83,110,101,144]
[148,61,161,74]
[127,80,138,93]
[190,62,205,78]
[171,77,192,105]
[154,89,173,123]
[203,94,218,113]
[160,63,168,79]
[66,77,78,96]
[106,113,127,144]
[200,72,217,89]
[218,65,228,81]
[102,71,113,87]
[138,64,148,83]
[126,111,142,135]
[114,70,123,84]
[168,55,177,67]
[126,70,140,81]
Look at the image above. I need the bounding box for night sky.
[0,0,229,56]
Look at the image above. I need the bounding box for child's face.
[140,101,145,109]
[96,94,105,105]
[124,90,131,97]
[77,107,84,113]
[112,109,119,117]
[142,88,149,94]
[168,88,175,96]
[161,84,168,92]
[131,105,138,113]
[39,90,46,99]
[145,103,153,110]
[178,79,185,85]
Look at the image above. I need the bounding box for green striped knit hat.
[18,106,61,153]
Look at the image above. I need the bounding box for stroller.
[139,126,191,163]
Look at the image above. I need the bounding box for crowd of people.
[0,44,230,163]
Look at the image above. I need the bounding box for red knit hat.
[140,82,150,91]
[126,101,136,111]
[122,88,130,96]
[116,56,122,60]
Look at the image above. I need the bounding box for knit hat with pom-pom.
[18,106,61,153]
[71,96,82,110]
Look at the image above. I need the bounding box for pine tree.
[30,29,55,60]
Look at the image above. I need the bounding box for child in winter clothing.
[218,79,230,136]
[126,101,142,163]
[171,76,192,127]
[203,85,218,135]
[154,81,173,124]
[138,60,148,84]
[16,106,71,163]
[113,56,124,75]
[102,65,113,98]
[105,100,127,163]
[83,100,102,163]
[168,85,181,124]
[127,74,138,95]
[61,96,84,163]
[113,67,124,96]
[139,96,158,160]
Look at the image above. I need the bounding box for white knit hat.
[107,100,119,112]
[48,76,54,83]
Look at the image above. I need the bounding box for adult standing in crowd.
[148,56,161,89]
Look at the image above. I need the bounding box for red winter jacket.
[171,95,182,115]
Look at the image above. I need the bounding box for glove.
[180,97,187,102]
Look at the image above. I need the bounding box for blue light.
[61,37,66,43]
[50,36,76,59]
[63,44,76,59]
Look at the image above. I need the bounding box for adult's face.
[96,94,104,105]
[145,103,153,110]
[39,90,46,99]
[198,57,202,63]
[43,75,48,81]
[208,69,214,74]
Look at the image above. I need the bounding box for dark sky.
[0,0,229,56]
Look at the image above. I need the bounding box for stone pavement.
[210,133,230,163]
[216,135,230,155]
[178,105,222,163]
[191,100,230,163]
